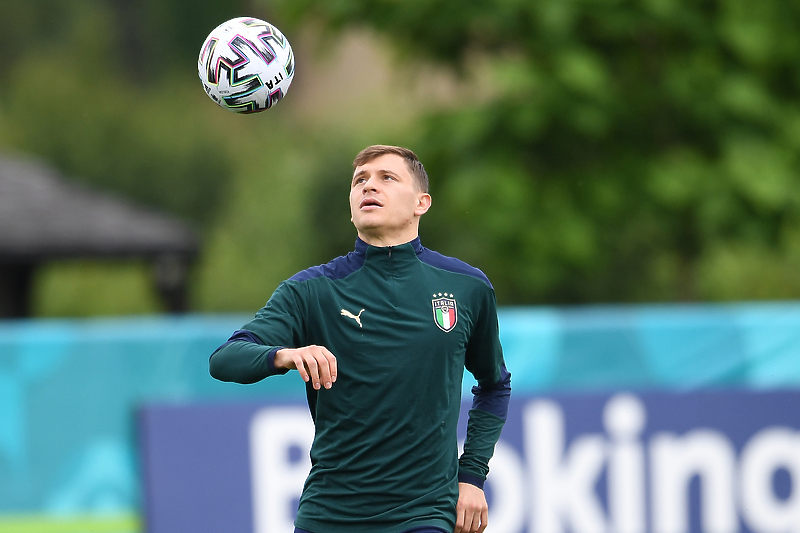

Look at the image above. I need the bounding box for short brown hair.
[353,145,429,193]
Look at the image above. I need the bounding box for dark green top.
[210,238,510,533]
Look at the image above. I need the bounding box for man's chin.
[352,216,385,232]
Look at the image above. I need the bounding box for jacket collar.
[354,236,423,256]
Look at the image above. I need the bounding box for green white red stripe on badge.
[437,306,455,329]
[432,295,457,332]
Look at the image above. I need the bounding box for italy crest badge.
[432,293,457,332]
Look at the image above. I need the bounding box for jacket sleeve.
[459,284,511,489]
[209,280,306,384]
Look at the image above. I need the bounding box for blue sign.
[140,390,800,533]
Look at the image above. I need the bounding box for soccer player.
[209,145,511,533]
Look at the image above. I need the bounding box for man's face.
[349,153,430,242]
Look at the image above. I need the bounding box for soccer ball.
[198,17,295,114]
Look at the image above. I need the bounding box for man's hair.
[352,145,429,193]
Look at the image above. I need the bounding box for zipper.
[389,247,396,306]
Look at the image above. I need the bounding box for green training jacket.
[210,237,511,533]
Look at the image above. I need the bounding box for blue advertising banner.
[140,390,800,533]
[3,302,800,528]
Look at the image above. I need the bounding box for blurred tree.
[3,0,800,314]
[0,0,73,80]
[0,0,266,315]
[271,0,800,304]
[110,0,257,79]
[0,0,261,225]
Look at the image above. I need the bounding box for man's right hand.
[274,345,337,390]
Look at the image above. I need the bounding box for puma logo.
[340,308,365,328]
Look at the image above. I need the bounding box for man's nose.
[363,177,378,191]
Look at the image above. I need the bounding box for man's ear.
[415,193,432,216]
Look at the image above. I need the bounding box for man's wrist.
[268,347,290,374]
[458,473,485,490]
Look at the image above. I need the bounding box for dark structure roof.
[0,152,200,317]
[0,153,199,261]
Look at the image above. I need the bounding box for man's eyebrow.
[352,169,400,181]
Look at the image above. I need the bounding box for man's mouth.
[360,198,383,209]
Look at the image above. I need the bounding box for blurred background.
[1,0,800,532]
[3,0,800,312]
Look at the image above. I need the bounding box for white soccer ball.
[198,17,295,114]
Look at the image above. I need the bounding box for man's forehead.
[353,153,408,174]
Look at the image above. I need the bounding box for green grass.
[0,514,140,533]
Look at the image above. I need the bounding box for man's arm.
[210,334,337,389]
[209,281,336,389]
[455,363,511,533]
[209,329,288,383]
[459,362,512,486]
[456,285,511,533]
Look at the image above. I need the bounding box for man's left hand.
[454,482,488,533]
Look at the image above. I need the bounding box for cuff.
[457,473,485,490]
[267,347,290,375]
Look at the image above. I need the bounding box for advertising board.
[141,390,800,533]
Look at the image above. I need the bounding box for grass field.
[0,514,140,533]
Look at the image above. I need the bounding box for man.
[210,145,511,533]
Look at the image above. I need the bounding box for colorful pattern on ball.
[198,17,295,114]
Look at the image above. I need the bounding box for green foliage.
[3,0,800,314]
[0,0,254,315]
[32,261,163,317]
[0,0,431,315]
[118,0,257,79]
[4,48,230,224]
[270,0,800,304]
[193,120,323,312]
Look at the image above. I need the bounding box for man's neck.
[357,230,419,248]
